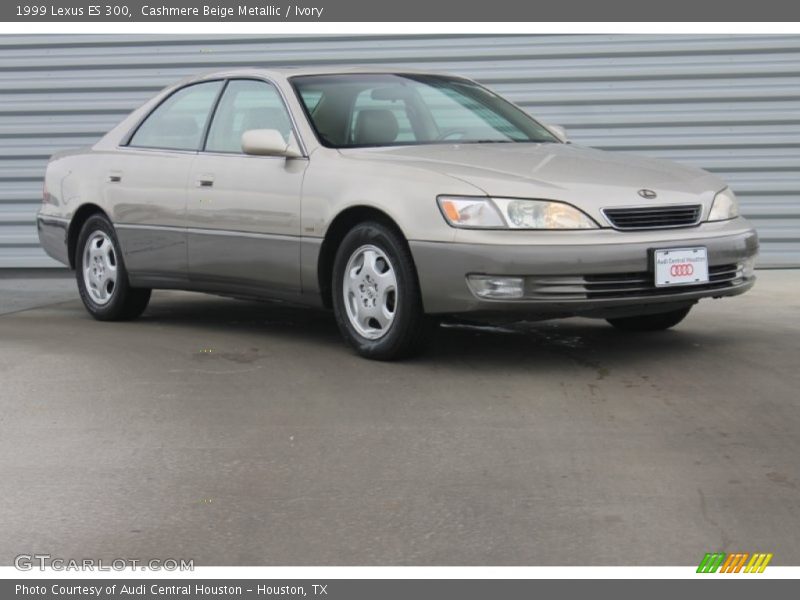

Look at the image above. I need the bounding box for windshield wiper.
[461,139,515,144]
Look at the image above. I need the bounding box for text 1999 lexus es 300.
[37,68,758,360]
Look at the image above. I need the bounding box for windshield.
[290,74,558,148]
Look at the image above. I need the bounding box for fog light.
[742,256,756,277]
[467,275,525,299]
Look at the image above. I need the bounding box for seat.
[352,109,399,146]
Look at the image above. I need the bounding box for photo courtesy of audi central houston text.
[37,68,757,360]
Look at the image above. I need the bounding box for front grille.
[602,205,702,230]
[525,263,745,301]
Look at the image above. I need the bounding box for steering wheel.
[435,128,470,142]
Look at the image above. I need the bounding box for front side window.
[205,79,294,153]
[291,74,557,148]
[128,81,223,151]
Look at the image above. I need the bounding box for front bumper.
[410,218,758,317]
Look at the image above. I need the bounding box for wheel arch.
[67,203,111,269]
[317,205,410,310]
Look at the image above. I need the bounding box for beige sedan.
[38,68,758,359]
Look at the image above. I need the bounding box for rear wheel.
[332,221,433,360]
[75,214,151,321]
[606,306,692,332]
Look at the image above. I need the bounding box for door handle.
[196,176,214,188]
[107,173,122,183]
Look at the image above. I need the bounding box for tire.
[606,306,692,332]
[75,213,151,321]
[332,221,434,360]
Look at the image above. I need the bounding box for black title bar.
[3,0,800,22]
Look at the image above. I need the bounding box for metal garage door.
[1,34,798,267]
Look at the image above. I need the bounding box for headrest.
[353,109,399,146]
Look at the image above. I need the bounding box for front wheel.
[606,306,692,332]
[332,221,433,360]
[75,213,151,321]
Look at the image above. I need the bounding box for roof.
[181,65,458,83]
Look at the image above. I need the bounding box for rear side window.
[205,79,293,153]
[128,81,223,151]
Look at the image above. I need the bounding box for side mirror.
[546,124,569,143]
[241,129,302,158]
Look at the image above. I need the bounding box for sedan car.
[37,68,758,359]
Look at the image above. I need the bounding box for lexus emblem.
[638,189,657,199]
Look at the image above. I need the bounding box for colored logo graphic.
[670,263,695,277]
[697,552,773,573]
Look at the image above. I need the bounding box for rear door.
[107,80,224,285]
[186,78,308,295]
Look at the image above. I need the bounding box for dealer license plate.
[654,247,709,287]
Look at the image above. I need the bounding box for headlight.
[436,197,505,228]
[438,196,597,229]
[708,188,740,221]
[494,198,597,229]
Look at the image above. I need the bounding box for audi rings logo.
[670,263,694,277]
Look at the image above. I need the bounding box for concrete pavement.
[0,270,798,565]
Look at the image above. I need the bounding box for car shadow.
[131,291,727,375]
[137,292,343,344]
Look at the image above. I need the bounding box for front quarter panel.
[301,148,479,243]
[298,148,483,297]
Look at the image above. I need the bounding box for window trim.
[120,76,308,158]
[121,79,227,151]
[199,79,230,153]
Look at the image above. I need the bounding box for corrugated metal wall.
[1,34,798,267]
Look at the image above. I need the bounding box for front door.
[186,79,307,295]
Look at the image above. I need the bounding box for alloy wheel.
[82,230,118,305]
[342,244,398,340]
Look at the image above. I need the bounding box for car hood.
[340,143,726,221]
